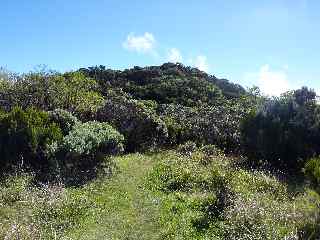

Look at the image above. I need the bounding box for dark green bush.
[97,90,168,152]
[305,157,320,192]
[158,102,248,151]
[48,109,79,135]
[0,107,63,172]
[241,87,320,171]
[80,63,246,102]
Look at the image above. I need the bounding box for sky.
[1,0,320,96]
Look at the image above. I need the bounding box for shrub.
[58,121,124,157]
[241,87,320,171]
[305,157,320,192]
[176,141,198,156]
[52,121,124,185]
[0,70,104,118]
[80,63,246,103]
[158,102,248,151]
[0,107,63,172]
[48,109,79,135]
[97,89,168,152]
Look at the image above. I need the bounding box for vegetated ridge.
[0,63,319,239]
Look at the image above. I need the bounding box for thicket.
[79,63,246,101]
[0,107,123,184]
[241,87,320,171]
[97,89,168,152]
[0,69,104,118]
[0,107,63,172]
[51,121,124,185]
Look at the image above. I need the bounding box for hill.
[0,63,319,239]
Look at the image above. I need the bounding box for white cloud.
[122,32,156,54]
[244,64,291,96]
[193,55,209,72]
[167,48,183,63]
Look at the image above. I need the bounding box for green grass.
[0,150,319,239]
[66,153,162,240]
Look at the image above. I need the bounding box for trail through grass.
[1,151,319,239]
[66,153,162,240]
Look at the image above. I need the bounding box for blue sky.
[1,0,320,95]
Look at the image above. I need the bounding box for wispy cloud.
[122,32,210,72]
[167,48,183,63]
[244,64,292,96]
[193,55,209,72]
[122,32,156,54]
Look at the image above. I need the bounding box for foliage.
[58,121,124,156]
[305,157,320,192]
[48,108,80,135]
[80,63,246,105]
[97,89,168,152]
[0,151,319,239]
[241,87,320,171]
[0,173,93,239]
[50,121,123,185]
[148,151,231,238]
[158,100,251,151]
[0,107,63,172]
[0,70,104,117]
[0,63,319,239]
[149,150,320,239]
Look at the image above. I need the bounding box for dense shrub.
[80,63,246,102]
[97,90,168,152]
[58,121,124,157]
[0,70,104,118]
[48,109,79,135]
[51,121,124,185]
[158,101,249,151]
[0,107,63,172]
[241,87,320,171]
[305,157,320,192]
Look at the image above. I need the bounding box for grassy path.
[66,153,162,240]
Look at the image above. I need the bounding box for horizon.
[1,0,320,95]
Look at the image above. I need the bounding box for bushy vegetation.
[50,121,124,185]
[0,63,319,239]
[0,107,63,172]
[0,70,104,118]
[97,89,168,151]
[148,148,320,239]
[56,121,124,157]
[241,87,320,171]
[80,63,246,102]
[305,157,320,192]
[48,108,80,135]
[158,101,251,151]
